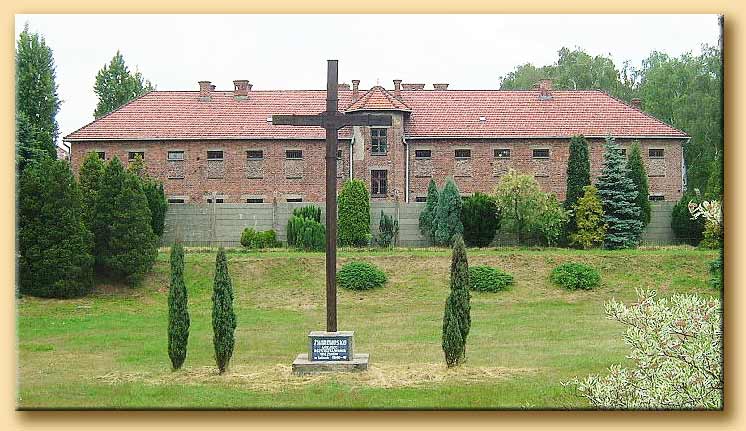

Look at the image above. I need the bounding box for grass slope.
[17,247,719,409]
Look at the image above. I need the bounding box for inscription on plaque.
[312,337,350,361]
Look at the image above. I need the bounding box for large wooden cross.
[272,60,392,333]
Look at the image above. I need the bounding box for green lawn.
[17,246,719,409]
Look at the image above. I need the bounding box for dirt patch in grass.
[92,363,538,392]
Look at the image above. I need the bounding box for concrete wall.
[162,201,675,247]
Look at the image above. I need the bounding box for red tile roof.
[64,88,687,142]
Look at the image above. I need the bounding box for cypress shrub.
[671,193,705,245]
[94,157,158,285]
[419,179,439,241]
[143,179,168,237]
[78,151,105,229]
[596,137,643,249]
[442,235,471,367]
[468,265,513,292]
[569,185,606,249]
[626,142,652,226]
[461,192,500,247]
[18,158,94,298]
[550,263,601,290]
[168,242,190,370]
[375,210,399,248]
[287,205,322,247]
[433,178,463,246]
[337,262,387,290]
[338,179,371,246]
[212,248,236,374]
[299,219,325,251]
[565,135,591,234]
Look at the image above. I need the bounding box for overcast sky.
[15,14,720,147]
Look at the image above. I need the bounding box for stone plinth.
[292,331,369,375]
[292,353,369,375]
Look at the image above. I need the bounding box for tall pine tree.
[433,178,463,246]
[18,158,94,298]
[418,179,439,242]
[212,248,236,374]
[626,142,652,227]
[168,242,190,370]
[596,137,643,249]
[565,135,591,234]
[442,235,471,367]
[94,51,154,118]
[16,24,60,169]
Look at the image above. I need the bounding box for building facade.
[65,79,688,204]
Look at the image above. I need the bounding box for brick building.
[64,79,688,204]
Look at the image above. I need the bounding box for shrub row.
[240,228,281,249]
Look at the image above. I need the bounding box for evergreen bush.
[468,265,513,292]
[93,157,158,285]
[212,248,236,374]
[293,205,321,223]
[626,143,652,226]
[143,179,167,237]
[569,185,606,249]
[338,179,371,246]
[375,210,399,248]
[336,262,387,291]
[565,135,591,234]
[442,235,471,367]
[78,152,106,229]
[550,263,601,290]
[419,179,439,241]
[596,137,643,249]
[671,193,705,245]
[461,192,500,247]
[433,178,463,246]
[18,158,94,298]
[287,205,322,247]
[168,242,190,370]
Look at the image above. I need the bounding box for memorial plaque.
[308,331,354,362]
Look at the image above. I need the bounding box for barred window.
[618,148,627,157]
[167,151,184,161]
[247,150,264,160]
[494,149,511,159]
[649,149,664,158]
[371,128,388,155]
[286,149,303,159]
[167,198,185,204]
[207,150,223,160]
[246,198,264,203]
[532,149,550,159]
[371,170,388,196]
[455,149,471,159]
[649,195,665,201]
[286,197,303,203]
[95,151,106,160]
[128,151,145,160]
[206,197,224,204]
[415,149,432,159]
[415,196,427,202]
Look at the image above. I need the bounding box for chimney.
[338,83,350,91]
[198,80,212,101]
[630,98,642,110]
[538,79,552,100]
[233,80,251,99]
[352,79,360,101]
[402,83,426,91]
[393,79,402,97]
[433,83,449,90]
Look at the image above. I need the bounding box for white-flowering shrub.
[564,290,723,409]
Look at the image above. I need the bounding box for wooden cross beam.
[271,60,392,333]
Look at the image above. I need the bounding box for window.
[247,150,264,160]
[95,151,106,160]
[371,170,388,196]
[207,150,224,161]
[455,149,471,159]
[128,151,145,161]
[167,151,184,161]
[415,196,427,203]
[206,197,224,204]
[246,198,264,203]
[494,149,511,159]
[415,149,432,159]
[618,148,627,157]
[286,149,303,159]
[532,148,550,159]
[371,128,388,154]
[649,149,664,158]
[337,149,343,159]
[649,195,665,201]
[167,198,185,204]
[286,197,303,203]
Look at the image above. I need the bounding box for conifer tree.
[596,137,643,249]
[569,185,606,249]
[419,179,439,241]
[18,158,94,298]
[94,156,158,284]
[16,24,59,164]
[337,179,371,246]
[626,142,652,226]
[94,51,154,118]
[212,248,236,374]
[433,178,463,246]
[127,154,168,237]
[565,135,591,233]
[78,152,106,229]
[442,235,471,367]
[168,242,190,370]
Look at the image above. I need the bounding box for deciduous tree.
[94,51,154,118]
